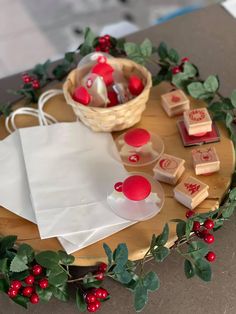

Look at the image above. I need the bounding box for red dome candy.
[107,91,119,107]
[128,75,144,96]
[124,128,151,147]
[91,63,114,86]
[72,86,91,105]
[122,175,151,201]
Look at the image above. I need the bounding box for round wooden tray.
[0,83,234,266]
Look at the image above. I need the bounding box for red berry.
[30,293,39,304]
[24,275,35,285]
[99,37,106,45]
[198,229,209,238]
[172,66,181,74]
[192,221,201,232]
[94,299,101,309]
[93,288,108,300]
[98,262,108,273]
[128,75,144,96]
[22,74,32,84]
[185,210,195,218]
[32,264,43,276]
[38,278,49,289]
[8,288,18,298]
[204,233,215,244]
[104,47,110,53]
[22,286,34,297]
[104,34,110,42]
[205,251,216,262]
[85,293,97,304]
[87,302,98,313]
[95,271,104,281]
[32,79,40,89]
[181,57,189,63]
[95,47,101,52]
[10,280,22,290]
[204,219,214,230]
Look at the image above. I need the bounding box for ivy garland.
[0,28,236,312]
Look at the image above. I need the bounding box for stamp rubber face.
[192,147,219,165]
[184,108,211,126]
[175,176,208,198]
[162,89,189,108]
[154,154,184,176]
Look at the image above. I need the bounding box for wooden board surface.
[0,82,234,266]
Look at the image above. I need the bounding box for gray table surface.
[0,4,236,314]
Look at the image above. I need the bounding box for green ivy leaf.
[185,220,194,240]
[115,270,133,284]
[10,255,28,272]
[157,42,168,59]
[35,251,59,269]
[0,235,17,255]
[17,243,34,264]
[184,260,195,279]
[64,52,76,64]
[203,75,219,93]
[172,72,189,89]
[195,259,212,282]
[113,243,128,267]
[230,90,236,107]
[187,82,206,98]
[52,283,69,302]
[140,39,152,57]
[183,62,197,77]
[84,27,96,46]
[187,241,209,260]
[225,112,234,128]
[124,42,140,57]
[11,270,30,281]
[0,278,9,292]
[143,271,160,292]
[156,224,169,246]
[222,204,235,218]
[229,188,236,201]
[76,288,87,312]
[134,281,148,312]
[36,286,53,302]
[168,48,179,64]
[0,103,12,117]
[176,221,186,239]
[12,295,28,309]
[48,266,68,285]
[58,251,75,265]
[0,258,8,274]
[103,243,113,265]
[152,246,170,262]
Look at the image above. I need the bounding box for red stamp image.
[159,158,178,170]
[114,182,123,192]
[189,109,205,122]
[128,154,140,163]
[184,183,200,195]
[171,95,181,103]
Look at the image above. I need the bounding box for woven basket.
[63,58,152,132]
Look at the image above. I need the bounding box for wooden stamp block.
[191,147,220,175]
[174,176,209,209]
[161,89,190,117]
[183,108,212,135]
[153,153,185,185]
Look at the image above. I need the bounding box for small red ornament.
[99,37,106,45]
[87,302,99,313]
[107,91,119,107]
[98,262,108,273]
[95,271,105,281]
[205,251,216,262]
[114,182,123,192]
[124,128,151,147]
[22,286,34,297]
[38,278,49,289]
[24,275,35,285]
[95,47,101,52]
[104,34,111,42]
[22,74,32,84]
[10,280,22,290]
[72,86,91,105]
[8,288,18,298]
[32,79,40,89]
[91,62,114,86]
[192,221,201,232]
[93,288,108,299]
[185,210,195,218]
[85,293,97,304]
[128,154,140,163]
[32,264,43,276]
[128,75,144,96]
[204,219,214,230]
[30,293,40,304]
[181,57,189,63]
[122,175,151,201]
[172,66,181,74]
[204,233,215,244]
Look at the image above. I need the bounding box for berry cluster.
[22,73,40,90]
[95,35,113,54]
[7,264,48,304]
[171,57,189,75]
[186,210,216,262]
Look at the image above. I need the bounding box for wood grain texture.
[0,82,234,266]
